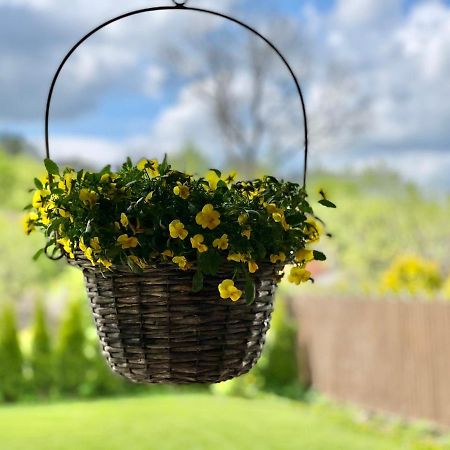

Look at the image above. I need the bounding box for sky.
[0,0,449,189]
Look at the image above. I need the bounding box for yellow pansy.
[241,229,251,240]
[205,170,220,190]
[238,213,248,226]
[169,220,188,240]
[58,208,72,219]
[137,159,160,178]
[84,247,95,265]
[79,237,88,253]
[145,191,154,203]
[213,234,229,250]
[117,234,139,249]
[196,204,220,230]
[295,249,314,263]
[304,216,323,242]
[57,237,74,259]
[227,253,246,263]
[22,212,38,235]
[190,234,208,253]
[224,171,237,184]
[270,252,286,264]
[98,258,113,269]
[288,267,311,285]
[120,213,129,228]
[218,279,242,302]
[248,261,259,273]
[172,256,190,270]
[79,189,97,208]
[161,249,174,259]
[90,237,101,252]
[32,189,50,209]
[173,182,190,200]
[128,255,148,269]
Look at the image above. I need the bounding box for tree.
[30,300,53,397]
[0,304,23,402]
[55,299,89,396]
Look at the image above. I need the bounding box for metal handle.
[45,2,309,187]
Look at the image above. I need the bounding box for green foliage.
[0,304,23,402]
[55,299,90,396]
[30,300,53,397]
[256,296,305,398]
[27,158,331,299]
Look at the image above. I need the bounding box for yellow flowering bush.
[25,157,334,303]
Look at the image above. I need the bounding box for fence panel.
[294,298,450,427]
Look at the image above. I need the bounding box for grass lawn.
[0,393,448,450]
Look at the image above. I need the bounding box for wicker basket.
[70,254,282,384]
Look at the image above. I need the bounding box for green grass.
[0,394,448,450]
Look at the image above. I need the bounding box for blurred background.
[1,0,450,449]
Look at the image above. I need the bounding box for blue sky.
[0,0,449,189]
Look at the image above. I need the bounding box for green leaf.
[23,204,33,211]
[160,154,169,174]
[318,199,336,208]
[34,177,43,190]
[192,270,204,293]
[244,276,256,305]
[32,248,45,261]
[313,250,327,261]
[44,158,60,176]
[198,251,221,276]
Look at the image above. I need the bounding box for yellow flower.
[305,217,323,242]
[120,213,129,228]
[32,189,50,209]
[161,249,174,259]
[79,237,88,253]
[213,234,229,250]
[84,247,95,265]
[22,212,38,235]
[79,189,97,208]
[128,255,148,269]
[190,234,208,253]
[288,267,311,285]
[40,210,51,226]
[137,159,160,177]
[58,208,72,220]
[173,182,190,200]
[224,171,237,184]
[248,261,259,273]
[145,191,154,203]
[238,213,248,226]
[57,237,74,259]
[90,237,101,252]
[63,171,77,192]
[169,220,188,240]
[117,234,139,249]
[196,204,220,230]
[100,173,111,183]
[98,258,112,269]
[241,229,251,240]
[227,253,246,263]
[218,279,242,302]
[205,170,220,190]
[270,252,286,264]
[172,256,190,270]
[295,249,314,263]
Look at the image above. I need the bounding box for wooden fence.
[293,298,450,427]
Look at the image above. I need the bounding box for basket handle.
[45,1,309,187]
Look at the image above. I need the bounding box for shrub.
[30,300,53,397]
[55,299,89,396]
[0,304,23,402]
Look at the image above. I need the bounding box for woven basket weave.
[70,254,282,384]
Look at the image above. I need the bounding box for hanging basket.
[37,0,313,384]
[71,254,281,383]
